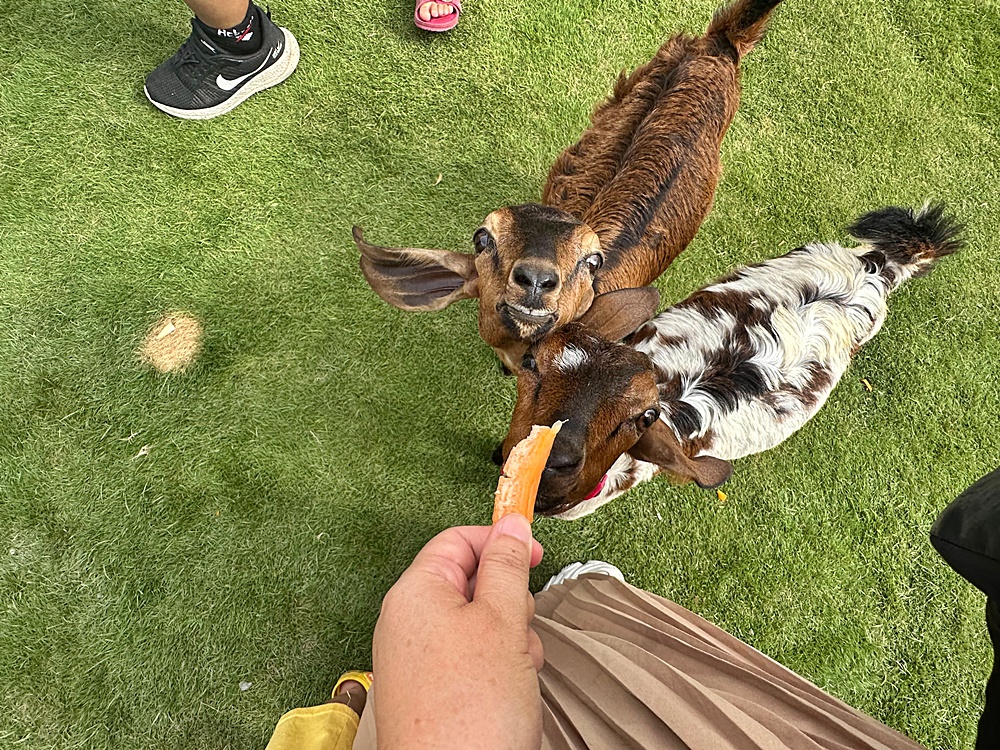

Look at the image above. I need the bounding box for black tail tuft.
[707,0,783,59]
[848,203,964,285]
[849,203,965,258]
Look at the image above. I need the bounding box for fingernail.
[495,513,532,544]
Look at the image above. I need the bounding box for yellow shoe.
[332,670,373,700]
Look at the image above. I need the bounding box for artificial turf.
[1,0,998,747]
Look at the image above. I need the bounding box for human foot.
[329,671,372,717]
[415,0,461,31]
[417,2,456,21]
[144,6,299,119]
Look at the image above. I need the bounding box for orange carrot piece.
[493,421,564,524]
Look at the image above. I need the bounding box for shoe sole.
[542,560,626,592]
[145,28,300,120]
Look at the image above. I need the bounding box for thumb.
[473,514,533,619]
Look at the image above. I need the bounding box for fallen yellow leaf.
[717,489,728,502]
[861,378,873,392]
[156,320,176,339]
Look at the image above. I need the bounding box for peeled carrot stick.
[493,421,564,524]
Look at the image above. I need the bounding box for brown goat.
[353,0,782,372]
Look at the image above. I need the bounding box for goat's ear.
[352,226,480,312]
[576,287,659,341]
[627,420,733,489]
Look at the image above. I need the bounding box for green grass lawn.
[2,0,999,747]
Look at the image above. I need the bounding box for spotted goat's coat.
[554,205,963,519]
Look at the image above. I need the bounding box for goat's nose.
[546,447,583,475]
[512,264,559,293]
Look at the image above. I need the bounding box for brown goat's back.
[543,0,782,293]
[542,34,694,219]
[586,50,740,293]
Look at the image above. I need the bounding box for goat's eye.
[585,253,604,273]
[473,229,493,255]
[639,408,660,429]
[521,353,538,372]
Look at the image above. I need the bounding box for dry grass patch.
[139,312,203,374]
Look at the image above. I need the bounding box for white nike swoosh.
[216,56,271,91]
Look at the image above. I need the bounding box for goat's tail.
[848,203,965,291]
[706,0,783,59]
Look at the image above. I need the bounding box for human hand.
[371,515,545,749]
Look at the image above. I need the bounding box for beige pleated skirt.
[354,575,924,749]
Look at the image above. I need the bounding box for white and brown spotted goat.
[501,204,964,519]
[353,0,783,372]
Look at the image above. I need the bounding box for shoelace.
[175,35,213,68]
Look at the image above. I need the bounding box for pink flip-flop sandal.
[414,0,461,32]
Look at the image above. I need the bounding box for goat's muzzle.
[535,452,585,514]
[497,301,557,341]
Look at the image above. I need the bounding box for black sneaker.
[144,8,299,120]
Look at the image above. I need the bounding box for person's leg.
[978,597,1000,748]
[182,0,262,55]
[182,0,249,30]
[187,0,461,40]
[929,465,1000,749]
[265,673,371,750]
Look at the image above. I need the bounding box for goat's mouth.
[507,302,555,319]
[535,473,609,517]
[498,302,557,340]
